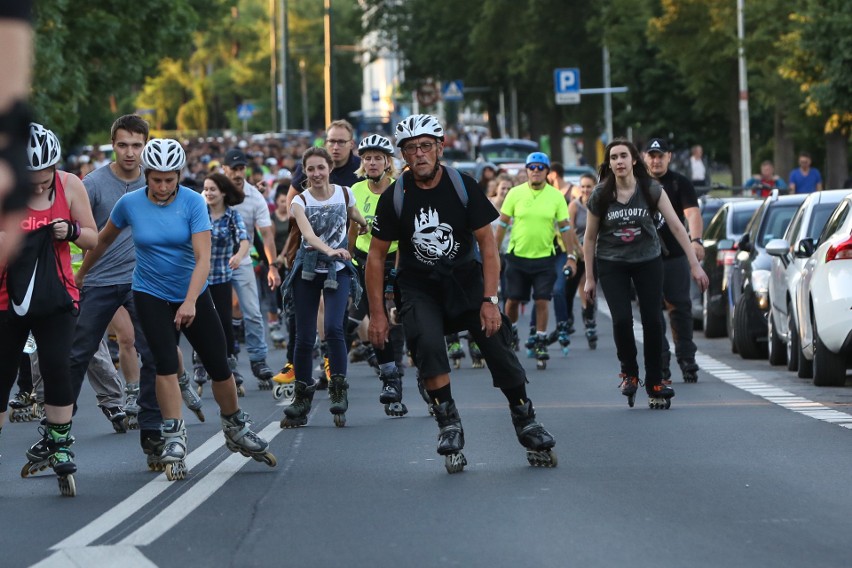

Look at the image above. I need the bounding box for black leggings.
[0,310,76,411]
[597,257,664,388]
[208,282,236,357]
[133,290,231,381]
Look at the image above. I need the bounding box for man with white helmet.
[0,122,98,496]
[83,138,276,479]
[366,114,557,473]
[347,134,408,416]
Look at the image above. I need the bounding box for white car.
[765,190,852,371]
[793,193,852,386]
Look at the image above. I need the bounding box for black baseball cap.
[224,149,248,168]
[644,138,670,154]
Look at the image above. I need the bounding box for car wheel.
[703,290,726,338]
[812,310,847,387]
[786,307,799,372]
[797,313,814,378]
[734,293,766,359]
[768,311,787,366]
[728,294,738,354]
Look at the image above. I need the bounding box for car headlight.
[752,269,771,310]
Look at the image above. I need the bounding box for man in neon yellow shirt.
[495,152,580,369]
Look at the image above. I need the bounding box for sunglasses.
[527,164,547,172]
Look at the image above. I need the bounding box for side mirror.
[765,238,790,257]
[738,233,752,252]
[795,237,816,259]
[717,238,735,251]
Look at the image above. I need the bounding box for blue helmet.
[525,152,550,168]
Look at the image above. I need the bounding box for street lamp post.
[737,0,752,185]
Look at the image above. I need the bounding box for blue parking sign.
[554,68,580,105]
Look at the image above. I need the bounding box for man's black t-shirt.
[291,152,362,192]
[372,167,497,289]
[656,169,698,258]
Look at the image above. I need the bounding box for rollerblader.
[495,151,580,370]
[83,138,276,479]
[279,145,367,429]
[566,173,598,350]
[368,114,558,473]
[0,123,98,496]
[643,139,704,384]
[583,139,707,412]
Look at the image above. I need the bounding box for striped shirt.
[209,207,249,285]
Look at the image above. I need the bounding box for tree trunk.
[773,105,794,182]
[824,130,848,189]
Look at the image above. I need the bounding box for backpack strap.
[393,165,468,219]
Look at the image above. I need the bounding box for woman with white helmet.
[348,134,409,416]
[0,122,98,496]
[83,138,276,480]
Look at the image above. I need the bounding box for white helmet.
[394,114,444,147]
[141,138,186,172]
[27,123,62,171]
[358,134,395,156]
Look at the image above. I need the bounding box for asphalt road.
[3,302,852,568]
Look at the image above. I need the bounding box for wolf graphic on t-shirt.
[411,206,460,265]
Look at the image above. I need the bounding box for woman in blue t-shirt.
[82,139,275,479]
[583,139,708,409]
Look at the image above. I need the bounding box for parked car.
[478,138,538,178]
[563,165,597,186]
[699,198,762,337]
[791,193,852,386]
[726,191,806,358]
[691,196,756,329]
[765,190,852,369]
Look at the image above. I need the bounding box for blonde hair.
[355,151,399,179]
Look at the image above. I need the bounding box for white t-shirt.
[690,156,706,182]
[291,184,355,273]
[233,181,273,266]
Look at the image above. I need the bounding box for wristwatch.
[690,238,704,245]
[482,296,499,305]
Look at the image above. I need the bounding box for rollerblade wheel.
[453,358,461,370]
[58,474,76,497]
[148,461,166,472]
[258,379,273,391]
[192,408,206,423]
[21,460,47,478]
[562,346,569,357]
[280,416,307,429]
[444,452,467,474]
[127,416,139,430]
[236,384,246,397]
[272,385,284,400]
[526,449,557,468]
[165,461,187,481]
[536,360,546,370]
[255,452,277,467]
[627,394,635,408]
[333,413,346,428]
[384,402,408,417]
[196,385,203,397]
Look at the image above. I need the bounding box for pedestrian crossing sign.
[442,80,464,102]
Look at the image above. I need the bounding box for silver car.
[765,189,852,371]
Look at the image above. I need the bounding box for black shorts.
[504,254,557,301]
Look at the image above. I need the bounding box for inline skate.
[328,374,349,427]
[432,401,466,474]
[316,357,330,390]
[555,321,571,356]
[140,429,166,472]
[251,360,274,391]
[524,326,537,358]
[618,373,642,408]
[21,422,77,496]
[679,358,699,384]
[272,362,296,401]
[379,367,408,417]
[446,335,465,369]
[229,356,246,397]
[160,418,188,481]
[221,410,276,467]
[178,371,205,422]
[9,391,40,422]
[468,337,485,369]
[124,383,140,430]
[280,379,317,428]
[101,405,128,433]
[534,335,549,370]
[269,319,286,349]
[582,305,597,349]
[647,383,675,410]
[509,400,557,467]
[192,350,207,396]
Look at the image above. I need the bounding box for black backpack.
[2,223,79,318]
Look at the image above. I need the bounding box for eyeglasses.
[401,142,436,156]
[326,139,351,147]
[527,164,547,172]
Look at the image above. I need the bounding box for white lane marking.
[32,545,157,568]
[120,421,281,546]
[597,301,852,428]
